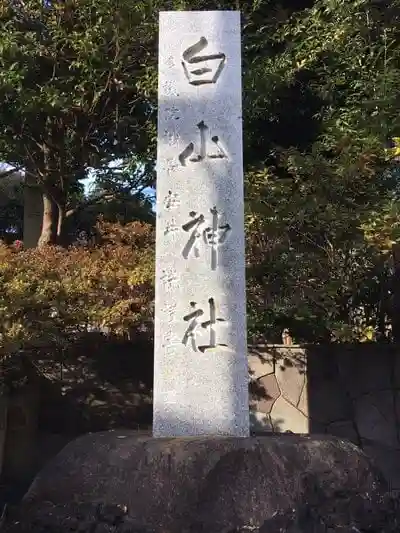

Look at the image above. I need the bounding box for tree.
[243,0,400,341]
[64,167,155,246]
[0,0,155,246]
[142,0,400,341]
[2,0,400,342]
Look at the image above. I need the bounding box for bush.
[0,220,155,380]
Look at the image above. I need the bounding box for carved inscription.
[160,267,179,288]
[158,24,238,365]
[182,37,226,86]
[179,121,227,166]
[182,298,228,352]
[164,218,179,236]
[164,190,180,210]
[182,206,231,270]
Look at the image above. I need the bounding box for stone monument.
[8,11,391,533]
[154,10,249,437]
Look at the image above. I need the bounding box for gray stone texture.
[249,374,280,414]
[275,349,306,408]
[154,10,249,437]
[362,441,400,492]
[355,390,398,447]
[327,420,360,445]
[19,433,388,533]
[248,346,275,379]
[4,344,400,500]
[249,411,273,432]
[309,380,352,423]
[247,344,400,491]
[336,347,393,398]
[270,396,309,433]
[8,493,400,533]
[297,383,308,414]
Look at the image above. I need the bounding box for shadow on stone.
[4,432,394,533]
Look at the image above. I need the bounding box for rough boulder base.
[5,432,396,533]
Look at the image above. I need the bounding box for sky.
[1,161,156,212]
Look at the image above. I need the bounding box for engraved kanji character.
[182,301,204,351]
[182,299,228,352]
[181,211,205,259]
[160,268,178,288]
[181,206,231,270]
[181,37,226,86]
[179,121,227,166]
[163,190,180,210]
[164,218,179,236]
[203,206,231,270]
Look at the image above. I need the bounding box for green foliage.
[0,0,156,243]
[1,0,400,342]
[64,162,156,246]
[244,0,400,341]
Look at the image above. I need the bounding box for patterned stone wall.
[3,344,400,496]
[248,344,400,491]
[249,346,308,433]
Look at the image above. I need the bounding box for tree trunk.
[56,201,66,244]
[37,191,58,247]
[23,171,43,248]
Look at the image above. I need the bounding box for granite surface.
[154,11,249,437]
[17,432,389,533]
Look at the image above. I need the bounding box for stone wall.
[3,343,400,499]
[0,383,41,503]
[248,344,400,491]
